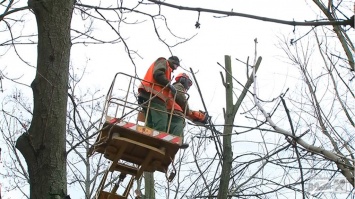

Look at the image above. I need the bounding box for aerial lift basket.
[88,72,184,199]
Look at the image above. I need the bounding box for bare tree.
[143,1,354,198]
[276,26,354,184]
[213,55,261,199]
[0,63,108,199]
[66,63,108,199]
[1,0,354,199]
[251,32,354,196]
[0,90,30,198]
[312,0,355,71]
[1,1,191,198]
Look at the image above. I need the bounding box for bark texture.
[16,0,74,198]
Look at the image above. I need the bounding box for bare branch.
[148,0,354,27]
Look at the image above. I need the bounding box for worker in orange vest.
[138,56,180,132]
[167,73,209,147]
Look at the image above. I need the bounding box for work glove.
[189,110,210,124]
[169,84,177,95]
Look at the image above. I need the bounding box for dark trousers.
[167,113,185,137]
[139,96,168,132]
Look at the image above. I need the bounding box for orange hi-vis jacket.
[138,57,173,102]
[166,88,184,113]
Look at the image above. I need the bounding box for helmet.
[175,73,192,90]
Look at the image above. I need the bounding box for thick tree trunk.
[16,0,74,198]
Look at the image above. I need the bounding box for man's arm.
[173,83,190,114]
[153,59,170,86]
[173,83,209,124]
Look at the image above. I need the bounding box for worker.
[137,56,180,132]
[166,73,209,147]
[137,56,180,199]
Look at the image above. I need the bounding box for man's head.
[175,73,192,90]
[168,56,180,70]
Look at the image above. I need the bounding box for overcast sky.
[69,0,321,116]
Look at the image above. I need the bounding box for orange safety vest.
[166,87,184,112]
[138,57,172,102]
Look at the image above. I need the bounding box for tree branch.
[148,0,354,27]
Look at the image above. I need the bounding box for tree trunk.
[217,55,233,199]
[217,55,261,198]
[144,172,155,199]
[16,0,74,198]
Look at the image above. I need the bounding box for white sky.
[70,0,318,113]
[1,0,354,198]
